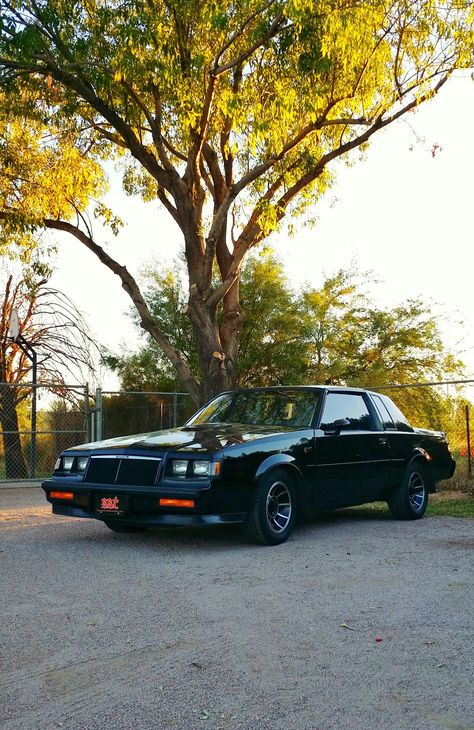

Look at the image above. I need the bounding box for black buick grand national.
[42,386,455,545]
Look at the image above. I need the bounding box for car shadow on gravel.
[322,506,392,522]
[67,520,250,551]
[55,505,393,552]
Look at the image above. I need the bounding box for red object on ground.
[375,635,382,643]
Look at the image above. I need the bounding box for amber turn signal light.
[159,498,195,508]
[50,491,74,500]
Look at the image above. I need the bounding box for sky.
[49,74,474,390]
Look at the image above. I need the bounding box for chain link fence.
[97,390,196,441]
[0,383,90,481]
[0,384,196,482]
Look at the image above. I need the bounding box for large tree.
[0,1,472,404]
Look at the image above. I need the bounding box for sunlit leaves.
[0,94,106,230]
[1,1,472,230]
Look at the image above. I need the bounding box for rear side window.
[320,393,373,432]
[380,395,414,432]
[371,395,396,430]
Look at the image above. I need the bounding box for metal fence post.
[84,383,90,442]
[95,387,103,442]
[466,404,472,477]
[173,392,178,428]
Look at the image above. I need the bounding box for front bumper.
[51,503,246,526]
[42,478,248,528]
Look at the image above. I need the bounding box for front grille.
[85,456,161,486]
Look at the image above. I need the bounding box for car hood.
[66,423,296,454]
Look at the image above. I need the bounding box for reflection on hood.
[66,423,297,454]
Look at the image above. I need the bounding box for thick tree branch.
[39,217,201,404]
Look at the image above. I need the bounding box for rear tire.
[388,462,428,520]
[104,521,148,533]
[242,468,297,545]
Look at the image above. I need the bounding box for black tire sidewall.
[254,468,298,544]
[389,462,428,519]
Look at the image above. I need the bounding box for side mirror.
[324,418,350,435]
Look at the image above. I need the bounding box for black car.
[42,386,455,545]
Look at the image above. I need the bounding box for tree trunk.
[187,288,243,405]
[0,384,28,479]
[190,311,233,405]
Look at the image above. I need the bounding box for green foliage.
[236,250,308,386]
[0,92,107,232]
[103,265,198,391]
[108,253,463,412]
[1,1,472,234]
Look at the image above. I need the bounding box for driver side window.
[320,393,373,432]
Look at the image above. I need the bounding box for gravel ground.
[1,487,473,730]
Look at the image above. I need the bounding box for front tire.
[242,468,297,545]
[388,462,428,520]
[104,521,148,533]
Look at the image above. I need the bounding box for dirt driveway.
[1,487,473,730]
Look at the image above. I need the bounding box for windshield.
[187,389,320,429]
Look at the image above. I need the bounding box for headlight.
[76,457,89,473]
[168,459,221,478]
[171,460,189,476]
[63,456,74,471]
[192,460,210,476]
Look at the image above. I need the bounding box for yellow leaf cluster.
[0,98,106,230]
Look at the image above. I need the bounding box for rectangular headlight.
[192,460,210,476]
[62,456,74,471]
[76,457,89,472]
[171,459,189,476]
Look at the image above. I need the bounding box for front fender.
[255,453,302,481]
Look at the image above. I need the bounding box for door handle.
[378,437,388,446]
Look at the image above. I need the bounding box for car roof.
[224,385,375,394]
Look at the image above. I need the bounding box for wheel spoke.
[266,480,292,533]
[408,471,426,512]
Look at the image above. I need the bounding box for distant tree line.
[105,252,464,431]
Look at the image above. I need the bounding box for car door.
[312,391,392,508]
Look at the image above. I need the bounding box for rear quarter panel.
[387,430,454,491]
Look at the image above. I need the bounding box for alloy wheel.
[408,470,426,513]
[266,480,292,533]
